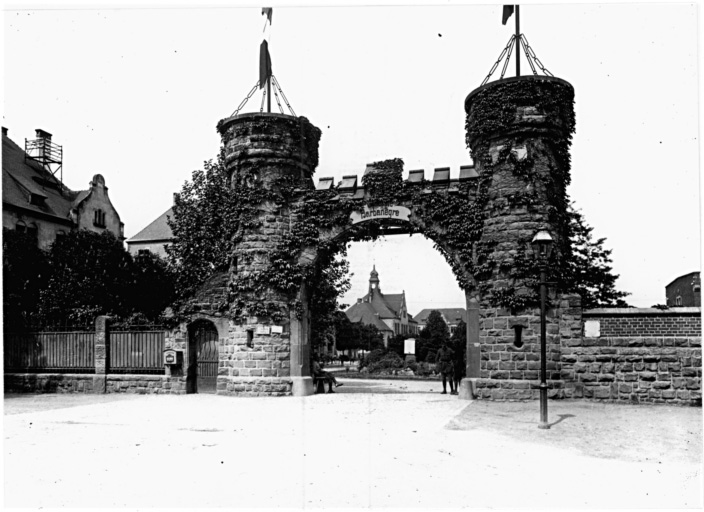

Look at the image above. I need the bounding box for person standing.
[435,343,455,394]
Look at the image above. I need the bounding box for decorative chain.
[260,88,267,113]
[519,36,538,75]
[481,33,553,86]
[500,36,516,80]
[482,35,515,86]
[272,85,285,114]
[231,81,260,117]
[272,75,296,117]
[521,34,553,77]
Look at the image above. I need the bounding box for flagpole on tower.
[514,5,520,76]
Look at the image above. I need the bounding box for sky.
[3,1,700,313]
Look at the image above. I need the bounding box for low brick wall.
[5,373,187,395]
[587,308,701,337]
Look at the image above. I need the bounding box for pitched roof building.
[345,266,419,345]
[126,206,173,257]
[413,308,467,334]
[2,127,124,249]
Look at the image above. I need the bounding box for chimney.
[2,127,7,137]
[35,128,52,141]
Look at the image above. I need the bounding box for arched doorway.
[187,319,219,394]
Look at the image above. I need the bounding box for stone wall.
[216,323,292,396]
[561,308,702,405]
[473,294,582,400]
[4,373,187,394]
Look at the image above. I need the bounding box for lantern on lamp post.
[531,230,554,429]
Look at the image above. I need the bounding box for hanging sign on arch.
[350,205,411,225]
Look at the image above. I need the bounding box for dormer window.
[93,209,106,228]
[29,192,47,206]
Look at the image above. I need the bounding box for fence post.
[93,315,110,393]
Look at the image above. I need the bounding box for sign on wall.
[350,205,411,225]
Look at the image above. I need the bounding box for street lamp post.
[531,230,554,430]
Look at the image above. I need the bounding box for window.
[93,209,106,228]
[29,193,46,206]
[15,221,27,233]
[676,296,683,306]
[27,223,38,240]
[55,230,66,241]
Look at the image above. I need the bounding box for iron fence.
[4,331,96,373]
[109,330,166,374]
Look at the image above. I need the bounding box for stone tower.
[464,75,581,399]
[216,112,322,396]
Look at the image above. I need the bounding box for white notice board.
[404,338,416,355]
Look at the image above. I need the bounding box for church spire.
[368,265,380,298]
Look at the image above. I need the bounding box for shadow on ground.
[447,399,703,465]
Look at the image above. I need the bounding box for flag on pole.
[502,5,514,25]
[259,39,272,89]
[262,7,273,25]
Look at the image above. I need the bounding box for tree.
[417,310,450,362]
[334,313,384,354]
[310,259,351,352]
[166,149,237,301]
[37,230,135,326]
[566,205,630,308]
[129,251,177,321]
[3,229,50,330]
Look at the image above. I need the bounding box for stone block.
[593,387,611,399]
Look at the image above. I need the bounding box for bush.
[364,351,405,374]
[425,351,437,363]
[359,348,387,369]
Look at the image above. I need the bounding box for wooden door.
[189,322,219,393]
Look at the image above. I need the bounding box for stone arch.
[213,75,576,398]
[293,210,482,394]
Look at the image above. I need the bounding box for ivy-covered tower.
[216,112,322,396]
[464,75,581,400]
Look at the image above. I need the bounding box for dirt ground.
[447,399,703,466]
[4,381,703,510]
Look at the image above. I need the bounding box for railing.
[4,331,96,373]
[110,330,165,374]
[4,324,167,375]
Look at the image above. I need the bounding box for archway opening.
[308,220,474,394]
[187,319,219,394]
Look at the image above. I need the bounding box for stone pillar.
[217,113,321,396]
[459,296,480,400]
[93,315,110,394]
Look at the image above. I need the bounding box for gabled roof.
[127,207,174,243]
[2,133,79,223]
[383,293,405,315]
[345,302,393,332]
[357,290,399,319]
[414,308,467,324]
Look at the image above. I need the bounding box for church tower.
[368,265,380,299]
